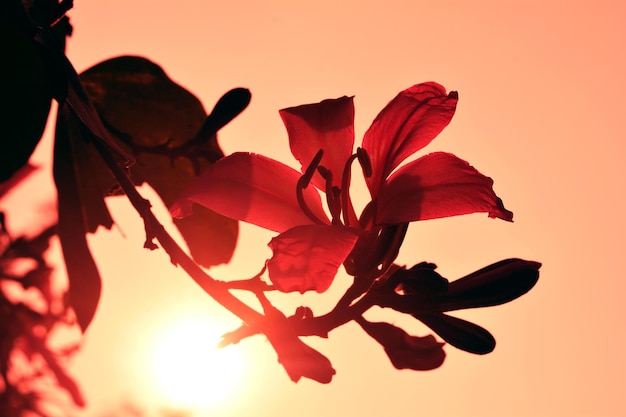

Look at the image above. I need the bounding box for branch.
[87,125,266,328]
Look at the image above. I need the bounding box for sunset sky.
[3,1,625,416]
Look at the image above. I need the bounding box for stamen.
[356,147,372,178]
[301,149,324,188]
[296,150,327,225]
[341,154,359,227]
[317,166,343,225]
[330,186,342,225]
[376,223,409,273]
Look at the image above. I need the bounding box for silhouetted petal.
[415,312,496,354]
[280,96,355,190]
[267,225,359,293]
[376,152,513,223]
[441,258,541,311]
[171,152,329,233]
[363,83,458,196]
[262,307,336,383]
[271,334,336,383]
[357,319,445,370]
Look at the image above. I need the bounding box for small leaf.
[357,318,445,370]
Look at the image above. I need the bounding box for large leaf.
[0,16,51,181]
[77,55,249,266]
[53,106,106,331]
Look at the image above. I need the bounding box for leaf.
[0,17,51,181]
[357,318,445,370]
[78,56,248,266]
[53,107,104,331]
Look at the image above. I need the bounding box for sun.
[149,315,247,412]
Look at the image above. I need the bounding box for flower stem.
[89,135,266,328]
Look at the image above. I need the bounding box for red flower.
[171,83,512,293]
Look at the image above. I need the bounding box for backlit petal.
[363,83,458,196]
[375,152,513,224]
[170,152,328,233]
[280,96,355,190]
[267,225,359,293]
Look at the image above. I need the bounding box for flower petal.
[280,96,355,190]
[262,307,336,383]
[267,225,359,293]
[363,83,458,196]
[357,318,446,370]
[170,152,328,233]
[270,331,336,383]
[374,152,513,224]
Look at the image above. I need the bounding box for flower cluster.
[172,82,512,293]
[171,83,539,384]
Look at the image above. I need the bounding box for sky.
[3,1,626,416]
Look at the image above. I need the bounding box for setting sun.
[149,316,246,412]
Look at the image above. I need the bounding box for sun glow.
[149,316,247,412]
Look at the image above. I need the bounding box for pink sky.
[3,1,625,416]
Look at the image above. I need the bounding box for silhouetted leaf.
[78,56,247,266]
[0,17,51,181]
[53,107,105,331]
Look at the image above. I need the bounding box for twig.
[89,134,267,328]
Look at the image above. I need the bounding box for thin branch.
[89,133,267,328]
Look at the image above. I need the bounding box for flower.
[171,83,512,293]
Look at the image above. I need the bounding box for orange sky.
[4,1,625,416]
